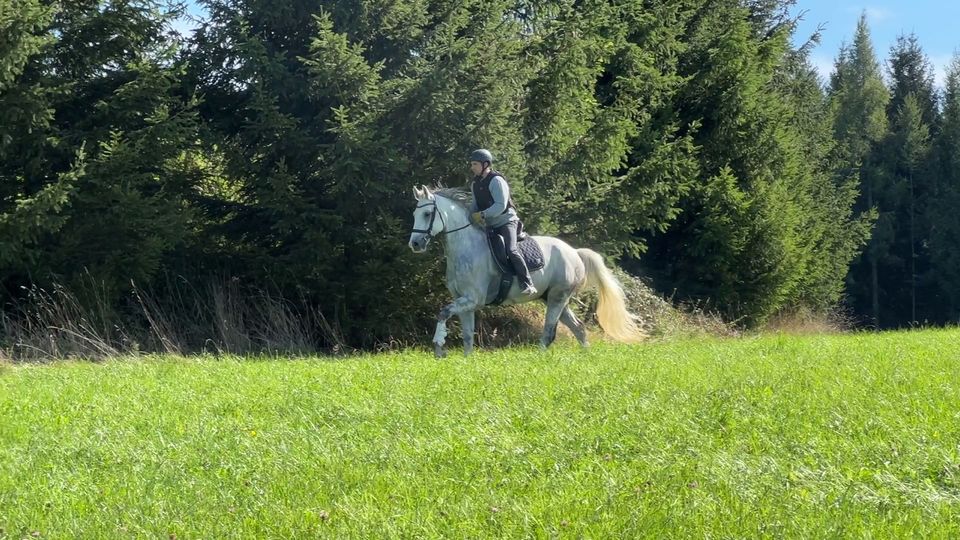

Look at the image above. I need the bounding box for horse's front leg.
[434,296,480,358]
[459,310,476,356]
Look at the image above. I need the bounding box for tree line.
[1,0,957,352]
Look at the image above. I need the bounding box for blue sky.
[170,1,204,35]
[791,1,959,87]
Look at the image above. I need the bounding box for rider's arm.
[482,176,510,218]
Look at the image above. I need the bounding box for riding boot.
[496,220,537,295]
[508,250,534,290]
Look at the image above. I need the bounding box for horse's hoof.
[434,345,447,358]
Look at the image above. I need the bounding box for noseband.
[412,200,472,242]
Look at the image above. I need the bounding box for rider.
[468,149,538,296]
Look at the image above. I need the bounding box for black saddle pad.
[488,233,545,274]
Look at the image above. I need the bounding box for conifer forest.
[3,0,960,353]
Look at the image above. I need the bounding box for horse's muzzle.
[409,234,430,253]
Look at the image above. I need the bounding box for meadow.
[1,330,959,538]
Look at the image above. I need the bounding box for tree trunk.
[868,175,880,327]
[910,169,917,325]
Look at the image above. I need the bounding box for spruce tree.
[0,0,81,273]
[855,34,939,326]
[887,94,931,323]
[887,39,940,324]
[188,0,541,344]
[637,0,868,325]
[186,0,707,343]
[929,54,960,321]
[42,1,199,299]
[774,32,872,313]
[828,13,889,326]
[887,34,939,130]
[520,0,697,257]
[883,36,939,324]
[0,0,202,311]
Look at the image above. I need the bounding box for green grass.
[2,330,959,538]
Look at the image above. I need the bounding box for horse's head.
[409,185,442,253]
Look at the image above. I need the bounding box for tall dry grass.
[1,266,744,361]
[763,305,854,335]
[1,277,350,362]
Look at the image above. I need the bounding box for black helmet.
[469,149,494,164]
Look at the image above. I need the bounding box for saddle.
[485,222,545,305]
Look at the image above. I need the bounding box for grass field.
[2,330,959,538]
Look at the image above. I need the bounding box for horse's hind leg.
[559,306,589,347]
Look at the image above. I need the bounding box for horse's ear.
[412,186,421,200]
[421,185,434,200]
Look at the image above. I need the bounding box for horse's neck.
[437,197,469,233]
[437,198,486,259]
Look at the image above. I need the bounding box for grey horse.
[408,185,645,357]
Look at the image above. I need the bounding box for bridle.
[411,199,472,243]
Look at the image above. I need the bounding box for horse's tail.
[577,248,646,343]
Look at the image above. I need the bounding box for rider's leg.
[495,221,536,294]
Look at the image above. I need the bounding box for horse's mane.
[414,185,474,211]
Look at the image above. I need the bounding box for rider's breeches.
[494,221,534,289]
